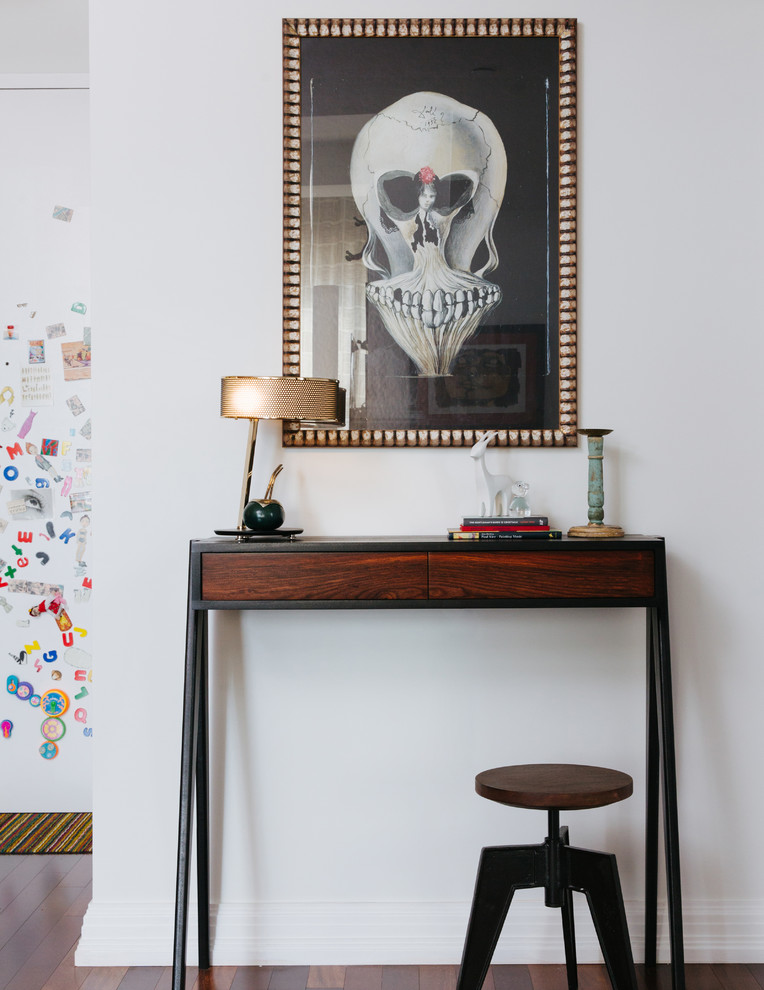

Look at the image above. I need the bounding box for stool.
[456,764,638,990]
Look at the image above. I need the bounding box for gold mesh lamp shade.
[220,376,344,530]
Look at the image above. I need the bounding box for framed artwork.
[282,18,577,448]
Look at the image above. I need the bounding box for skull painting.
[350,92,507,377]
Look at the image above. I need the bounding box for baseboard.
[75,898,764,967]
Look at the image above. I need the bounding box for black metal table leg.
[559,826,578,990]
[195,609,211,970]
[654,599,685,990]
[171,600,203,990]
[652,547,685,990]
[644,608,660,967]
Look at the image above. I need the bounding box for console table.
[172,535,684,990]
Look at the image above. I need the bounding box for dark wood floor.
[1,855,762,990]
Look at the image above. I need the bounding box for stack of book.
[447,515,562,540]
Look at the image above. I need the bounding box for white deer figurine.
[470,430,513,516]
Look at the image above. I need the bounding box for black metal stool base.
[456,811,637,990]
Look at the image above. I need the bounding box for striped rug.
[0,812,92,854]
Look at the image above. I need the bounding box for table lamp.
[220,376,345,531]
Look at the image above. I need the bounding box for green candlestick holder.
[568,429,624,538]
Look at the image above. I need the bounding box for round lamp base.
[214,528,303,541]
[567,523,625,539]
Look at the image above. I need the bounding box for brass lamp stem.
[237,418,259,530]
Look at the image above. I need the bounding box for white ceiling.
[0,0,88,75]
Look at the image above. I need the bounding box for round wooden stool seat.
[475,763,633,811]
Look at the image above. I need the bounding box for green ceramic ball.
[242,499,285,532]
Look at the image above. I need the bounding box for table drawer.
[428,550,655,600]
[201,552,428,601]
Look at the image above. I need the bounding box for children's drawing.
[61,341,91,381]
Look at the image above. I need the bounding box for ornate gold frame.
[283,18,577,449]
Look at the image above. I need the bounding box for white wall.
[0,86,93,811]
[0,0,88,75]
[80,0,764,967]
